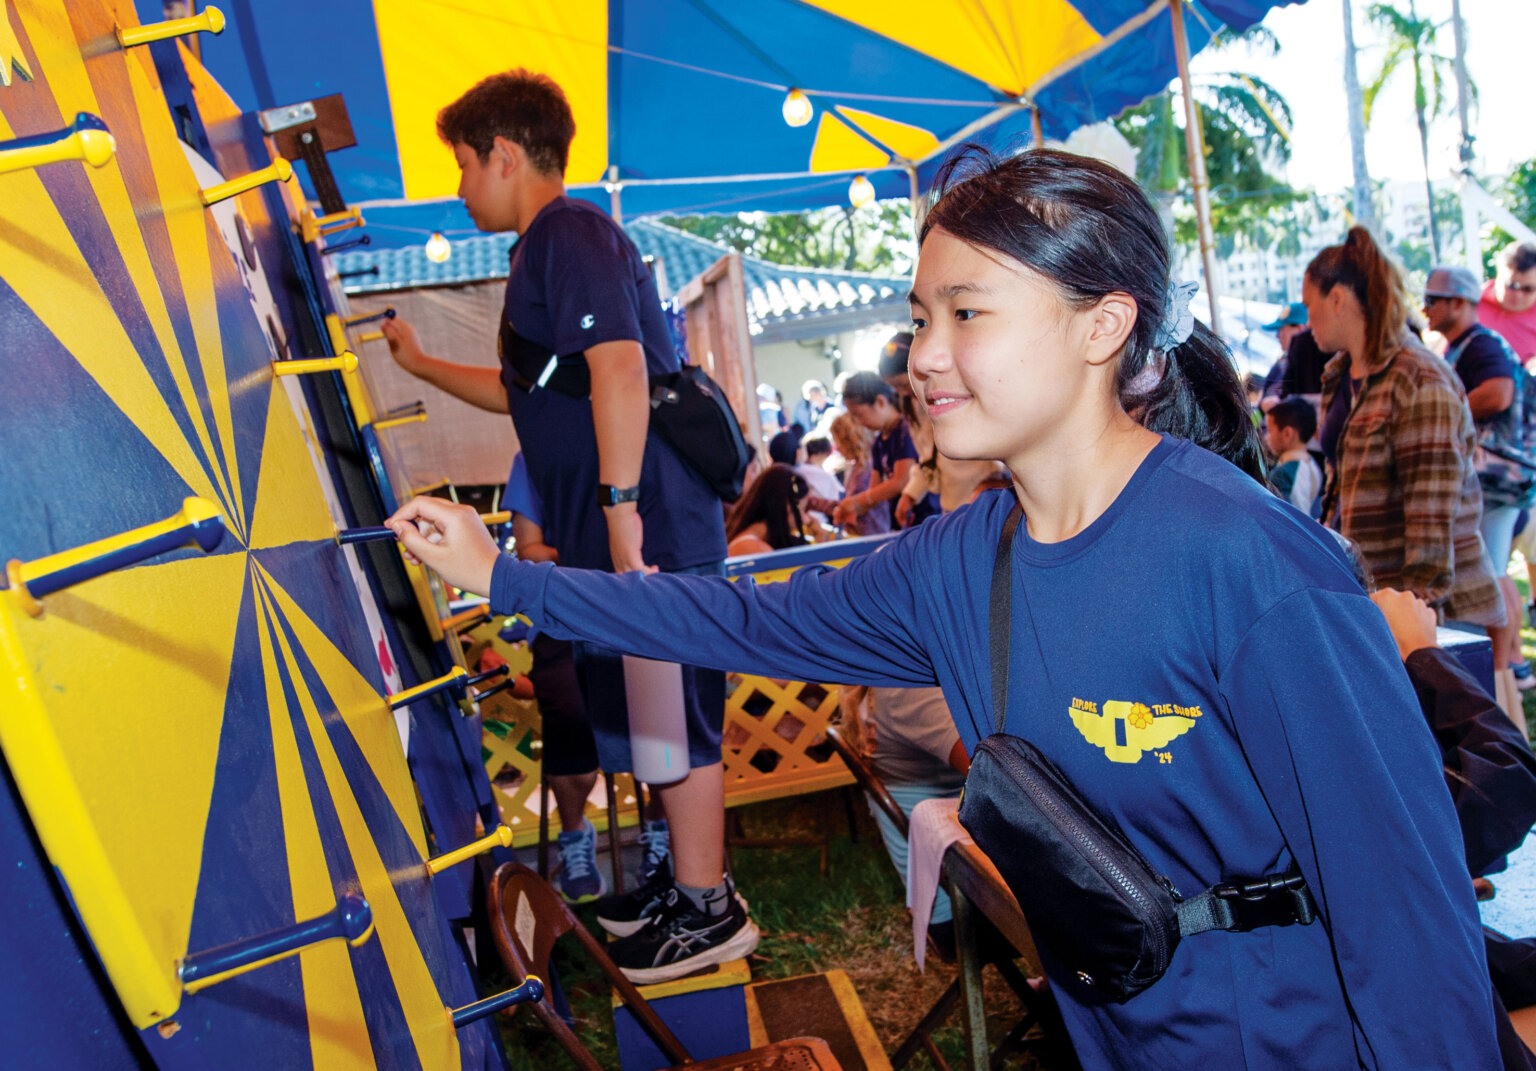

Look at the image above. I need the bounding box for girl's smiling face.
[908,227,1137,471]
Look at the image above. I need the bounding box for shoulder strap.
[989,502,1025,735]
[1444,326,1480,368]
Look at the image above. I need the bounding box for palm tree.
[1341,0,1377,232]
[1363,1,1475,260]
[1115,44,1297,254]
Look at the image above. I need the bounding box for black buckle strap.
[1177,869,1316,936]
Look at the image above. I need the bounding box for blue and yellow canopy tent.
[164,0,1298,314]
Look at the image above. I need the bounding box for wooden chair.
[823,726,1061,1071]
[488,861,842,1070]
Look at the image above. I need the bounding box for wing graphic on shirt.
[1070,701,1196,764]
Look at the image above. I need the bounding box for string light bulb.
[782,89,813,128]
[424,232,451,263]
[848,175,875,208]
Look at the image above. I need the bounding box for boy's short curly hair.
[436,69,574,176]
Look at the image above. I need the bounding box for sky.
[1187,0,1532,195]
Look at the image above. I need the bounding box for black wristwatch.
[596,484,641,508]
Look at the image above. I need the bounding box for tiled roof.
[333,219,909,344]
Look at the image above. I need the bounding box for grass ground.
[487,794,1055,1070]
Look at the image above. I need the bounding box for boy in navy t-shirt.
[380,69,749,982]
[832,371,918,532]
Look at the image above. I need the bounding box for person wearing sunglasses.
[1479,240,1536,363]
[1425,265,1531,723]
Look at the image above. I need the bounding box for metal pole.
[1168,0,1223,339]
[1030,106,1044,149]
[907,164,925,235]
[606,165,623,225]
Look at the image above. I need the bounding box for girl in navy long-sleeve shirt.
[390,148,1501,1069]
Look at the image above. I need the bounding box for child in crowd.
[1264,396,1323,517]
[826,411,877,532]
[831,371,917,532]
[389,147,1500,1068]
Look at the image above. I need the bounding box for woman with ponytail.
[1307,227,1512,719]
[388,149,1497,1068]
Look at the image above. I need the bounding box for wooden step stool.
[746,971,891,1071]
[613,958,754,1071]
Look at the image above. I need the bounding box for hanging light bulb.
[848,175,875,208]
[782,88,813,128]
[424,231,451,263]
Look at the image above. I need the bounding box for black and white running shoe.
[593,870,675,938]
[607,885,760,985]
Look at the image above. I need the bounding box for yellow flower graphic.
[1126,703,1154,730]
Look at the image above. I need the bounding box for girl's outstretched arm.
[388,495,938,687]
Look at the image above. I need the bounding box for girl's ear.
[1084,292,1138,367]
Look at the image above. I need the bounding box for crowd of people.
[374,58,1536,1071]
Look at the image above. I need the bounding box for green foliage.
[659,201,917,276]
[1116,68,1299,254]
[1482,159,1536,276]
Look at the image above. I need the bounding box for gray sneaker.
[555,818,607,903]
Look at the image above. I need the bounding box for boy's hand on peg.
[387,496,501,597]
[380,316,425,375]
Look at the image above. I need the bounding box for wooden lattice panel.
[722,675,851,806]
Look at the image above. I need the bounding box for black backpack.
[647,364,753,500]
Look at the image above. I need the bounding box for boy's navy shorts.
[572,559,726,772]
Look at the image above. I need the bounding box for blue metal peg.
[337,266,379,281]
[179,894,372,994]
[335,526,396,546]
[321,235,371,256]
[343,307,396,327]
[463,665,509,690]
[473,677,516,702]
[450,976,544,1028]
[380,400,425,423]
[5,497,223,616]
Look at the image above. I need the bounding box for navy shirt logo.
[1070,697,1200,763]
[580,313,595,329]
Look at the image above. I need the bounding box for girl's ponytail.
[1307,226,1410,365]
[1123,321,1266,484]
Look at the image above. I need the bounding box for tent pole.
[606,165,624,225]
[907,164,926,233]
[1168,0,1222,338]
[1031,107,1044,149]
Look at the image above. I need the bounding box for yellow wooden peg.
[440,604,490,633]
[425,825,513,875]
[480,511,512,527]
[271,351,358,377]
[374,410,427,432]
[387,666,468,709]
[356,331,385,343]
[0,114,115,177]
[200,157,292,206]
[301,205,364,243]
[5,498,223,617]
[117,6,225,48]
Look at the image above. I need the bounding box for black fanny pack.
[501,323,750,500]
[956,502,1316,1003]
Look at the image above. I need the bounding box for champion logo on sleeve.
[580,313,595,329]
